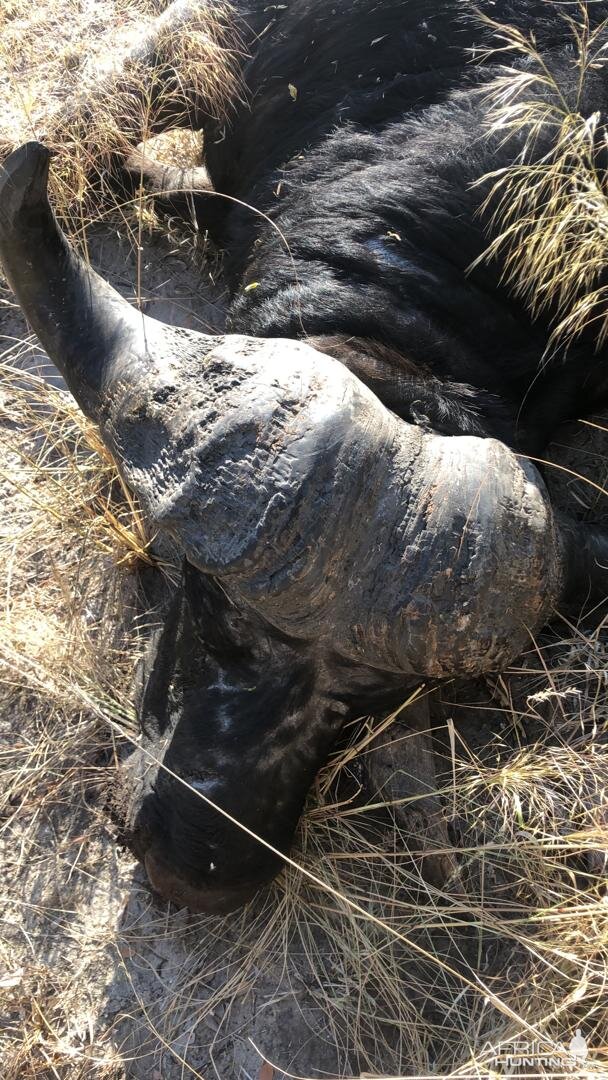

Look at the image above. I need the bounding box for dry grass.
[0,0,244,244]
[0,364,154,569]
[472,2,608,356]
[1,1,608,1078]
[0,353,146,1078]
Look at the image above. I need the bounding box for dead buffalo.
[1,0,608,914]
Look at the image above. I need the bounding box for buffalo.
[1,0,608,914]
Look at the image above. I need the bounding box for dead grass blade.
[471,2,608,356]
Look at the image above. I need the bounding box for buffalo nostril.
[144,847,262,915]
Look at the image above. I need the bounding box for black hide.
[201,0,608,452]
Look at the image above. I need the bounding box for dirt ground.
[1,3,608,1079]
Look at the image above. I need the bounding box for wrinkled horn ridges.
[102,331,564,677]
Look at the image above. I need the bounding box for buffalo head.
[0,141,600,913]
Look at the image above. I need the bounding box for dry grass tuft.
[473,2,608,356]
[0,363,154,571]
[0,0,244,238]
[268,673,608,1077]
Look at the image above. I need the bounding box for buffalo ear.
[308,333,491,437]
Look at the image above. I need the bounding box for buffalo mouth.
[143,846,273,915]
[107,567,347,915]
[111,750,288,915]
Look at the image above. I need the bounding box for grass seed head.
[473,2,608,356]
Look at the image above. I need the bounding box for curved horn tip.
[0,141,54,223]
